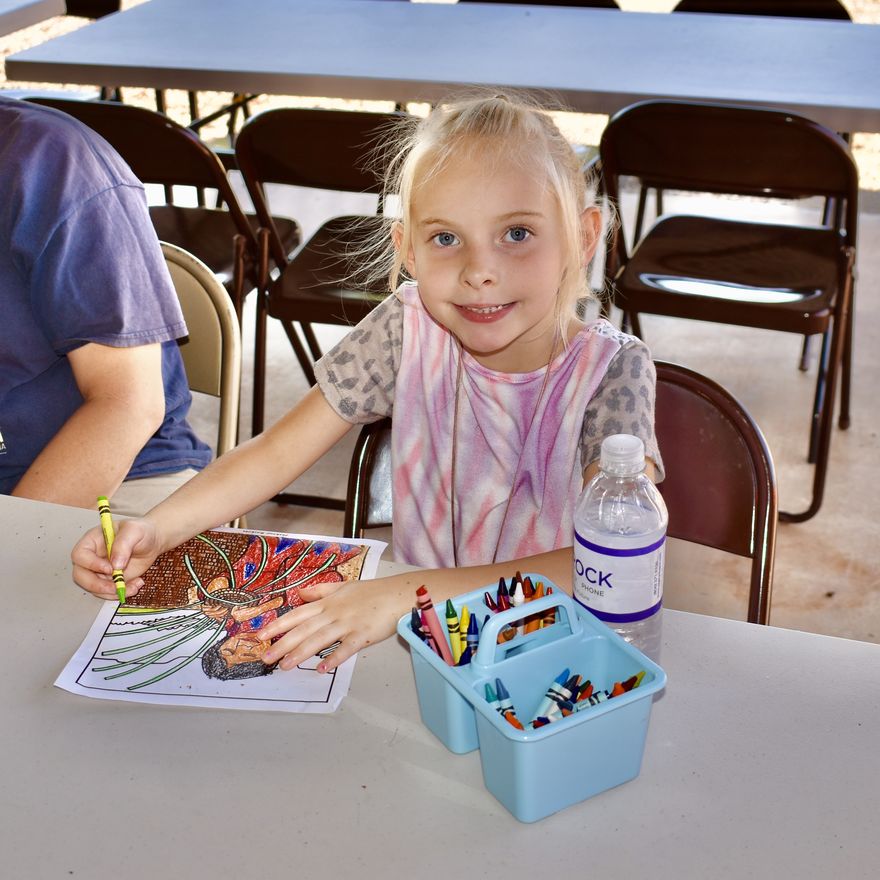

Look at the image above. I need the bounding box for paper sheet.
[55,528,387,713]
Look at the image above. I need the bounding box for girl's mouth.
[455,302,514,322]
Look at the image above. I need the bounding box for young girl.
[72,92,663,673]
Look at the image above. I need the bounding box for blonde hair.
[370,91,600,337]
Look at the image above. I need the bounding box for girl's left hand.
[257,576,409,672]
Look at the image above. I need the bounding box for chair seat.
[615,215,841,334]
[267,215,389,325]
[151,205,299,290]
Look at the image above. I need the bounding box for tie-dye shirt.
[315,283,662,568]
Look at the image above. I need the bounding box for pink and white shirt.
[315,283,661,568]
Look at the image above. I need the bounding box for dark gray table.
[0,0,63,37]
[7,0,880,133]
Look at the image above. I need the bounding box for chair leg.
[251,288,268,437]
[301,322,324,362]
[807,330,831,466]
[838,292,854,431]
[655,187,664,219]
[282,321,317,387]
[780,251,855,523]
[633,185,649,245]
[188,91,200,124]
[798,334,814,372]
[231,234,248,325]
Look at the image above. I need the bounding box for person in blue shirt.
[0,96,211,514]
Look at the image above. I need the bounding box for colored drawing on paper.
[55,530,386,713]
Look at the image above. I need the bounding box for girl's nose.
[461,247,497,288]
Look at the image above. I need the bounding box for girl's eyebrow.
[417,209,546,227]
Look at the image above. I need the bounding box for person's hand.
[70,518,162,600]
[257,575,409,673]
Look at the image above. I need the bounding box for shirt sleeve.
[31,184,186,354]
[580,339,665,481]
[313,293,403,423]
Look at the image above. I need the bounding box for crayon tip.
[556,668,570,685]
[484,682,497,703]
[495,678,510,700]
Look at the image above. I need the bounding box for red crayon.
[609,681,626,698]
[483,591,499,613]
[415,586,454,665]
[522,576,535,600]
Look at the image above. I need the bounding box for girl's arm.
[259,546,578,673]
[71,386,354,598]
[258,459,659,672]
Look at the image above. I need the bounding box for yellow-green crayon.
[96,496,126,605]
[445,599,462,664]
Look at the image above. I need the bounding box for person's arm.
[71,385,355,598]
[12,341,166,507]
[258,455,659,673]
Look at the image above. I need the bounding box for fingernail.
[317,663,327,674]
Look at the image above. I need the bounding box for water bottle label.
[573,531,665,623]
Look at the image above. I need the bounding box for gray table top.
[2,493,879,878]
[7,0,880,133]
[0,0,63,38]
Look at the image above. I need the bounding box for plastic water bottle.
[573,434,667,661]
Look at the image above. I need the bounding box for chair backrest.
[344,417,393,539]
[25,97,255,241]
[672,0,850,19]
[235,107,402,264]
[599,100,859,270]
[161,242,241,458]
[654,360,777,624]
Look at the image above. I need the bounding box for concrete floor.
[187,183,880,647]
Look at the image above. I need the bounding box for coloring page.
[56,529,386,712]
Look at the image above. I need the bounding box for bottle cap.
[599,433,645,476]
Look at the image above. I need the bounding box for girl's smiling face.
[397,149,590,373]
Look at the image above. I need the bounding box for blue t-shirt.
[0,97,212,493]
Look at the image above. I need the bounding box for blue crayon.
[494,678,514,715]
[531,668,571,722]
[484,681,501,714]
[466,614,479,654]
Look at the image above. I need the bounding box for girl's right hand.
[71,518,162,600]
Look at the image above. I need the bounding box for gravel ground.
[2,0,878,190]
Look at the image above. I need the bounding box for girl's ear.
[580,206,603,267]
[391,221,416,278]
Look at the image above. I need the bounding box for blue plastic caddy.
[397,578,666,822]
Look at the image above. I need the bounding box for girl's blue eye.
[505,227,530,243]
[433,232,459,247]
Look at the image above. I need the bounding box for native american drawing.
[88,530,369,691]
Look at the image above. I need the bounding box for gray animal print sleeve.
[314,294,664,480]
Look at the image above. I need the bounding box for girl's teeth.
[467,305,504,314]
